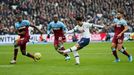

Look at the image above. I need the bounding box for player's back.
[114,19,127,35]
[15,20,30,36]
[48,21,66,37]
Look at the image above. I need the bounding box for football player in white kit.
[59,17,104,65]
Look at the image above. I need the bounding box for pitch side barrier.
[0,33,132,45]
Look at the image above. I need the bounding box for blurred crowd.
[0,0,134,35]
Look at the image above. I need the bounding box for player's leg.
[62,43,80,53]
[59,43,80,64]
[117,39,133,62]
[54,39,70,60]
[62,38,90,53]
[111,37,120,62]
[111,42,120,62]
[57,37,67,53]
[60,38,90,64]
[58,42,70,61]
[13,41,19,61]
[118,45,130,57]
[54,40,63,55]
[58,42,66,54]
[10,40,19,64]
[20,44,35,59]
[19,37,36,61]
[73,50,80,65]
[54,39,66,55]
[59,36,67,52]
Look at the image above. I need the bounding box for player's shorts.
[54,36,66,47]
[78,38,90,49]
[112,35,124,44]
[17,36,30,46]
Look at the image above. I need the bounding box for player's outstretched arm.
[66,26,78,34]
[16,27,26,35]
[30,25,43,34]
[66,29,75,34]
[105,23,115,30]
[92,24,105,28]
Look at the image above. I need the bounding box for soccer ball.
[130,33,134,39]
[34,52,42,60]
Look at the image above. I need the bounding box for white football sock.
[64,46,77,53]
[73,51,80,64]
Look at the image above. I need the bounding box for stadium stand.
[0,0,134,35]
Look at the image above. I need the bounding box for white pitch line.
[0,52,111,55]
[0,65,14,68]
[0,52,12,54]
[81,53,111,54]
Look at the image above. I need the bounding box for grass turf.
[0,42,134,75]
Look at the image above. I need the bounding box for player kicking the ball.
[59,17,104,65]
[106,9,133,62]
[10,15,43,64]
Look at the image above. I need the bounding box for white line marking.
[0,52,111,54]
[0,65,14,68]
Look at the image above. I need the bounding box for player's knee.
[118,39,123,44]
[14,44,19,49]
[119,49,124,53]
[117,44,123,50]
[117,47,122,51]
[111,47,116,51]
[21,52,27,56]
[55,46,58,49]
[117,46,122,51]
[111,43,116,48]
[77,47,83,50]
[75,44,80,48]
[54,45,58,50]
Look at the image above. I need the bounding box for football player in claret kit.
[59,17,104,65]
[107,9,133,62]
[47,14,70,61]
[10,15,43,64]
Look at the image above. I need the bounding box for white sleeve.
[87,23,93,27]
[92,24,104,28]
[66,26,78,34]
[84,22,93,28]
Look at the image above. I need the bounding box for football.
[130,33,134,39]
[34,52,42,60]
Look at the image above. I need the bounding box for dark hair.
[53,14,58,18]
[117,9,124,15]
[16,14,22,18]
[75,17,82,21]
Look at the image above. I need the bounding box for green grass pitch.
[0,42,134,75]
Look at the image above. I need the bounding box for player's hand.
[47,34,50,38]
[117,33,122,38]
[18,31,25,35]
[39,34,47,42]
[40,31,44,35]
[39,34,43,41]
[62,36,66,42]
[104,26,108,30]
